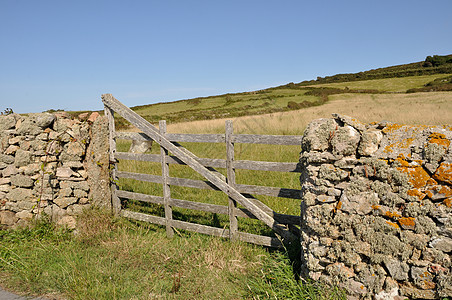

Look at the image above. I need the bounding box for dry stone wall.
[0,112,110,229]
[300,114,452,299]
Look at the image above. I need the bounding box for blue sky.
[1,0,451,113]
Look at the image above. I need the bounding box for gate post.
[160,120,174,238]
[225,120,238,240]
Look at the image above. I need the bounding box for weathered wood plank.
[117,190,164,205]
[117,171,163,184]
[234,160,302,173]
[232,134,302,145]
[102,94,297,242]
[225,120,238,241]
[171,220,230,238]
[115,132,153,142]
[104,105,121,215]
[121,210,166,226]
[237,184,301,199]
[160,120,174,238]
[166,133,225,143]
[115,152,161,163]
[117,131,302,146]
[237,231,283,248]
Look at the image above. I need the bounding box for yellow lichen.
[398,217,416,230]
[428,132,451,148]
[444,198,452,208]
[386,221,400,229]
[396,157,431,189]
[407,189,426,200]
[433,162,452,185]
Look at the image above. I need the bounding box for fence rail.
[102,93,302,247]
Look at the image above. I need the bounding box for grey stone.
[331,125,360,156]
[56,215,76,229]
[60,142,85,161]
[0,211,17,225]
[7,188,33,202]
[56,167,74,178]
[34,113,55,128]
[302,118,338,152]
[85,116,111,208]
[429,237,452,253]
[318,164,349,182]
[0,115,17,130]
[340,192,379,215]
[129,139,153,153]
[384,258,409,281]
[54,197,77,209]
[0,154,15,164]
[411,266,435,290]
[358,129,383,156]
[0,178,11,185]
[10,175,34,188]
[14,149,33,167]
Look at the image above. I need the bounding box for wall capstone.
[300,114,452,299]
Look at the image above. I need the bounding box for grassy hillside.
[113,54,452,128]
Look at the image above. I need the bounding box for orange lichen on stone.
[336,201,342,210]
[382,123,404,134]
[398,217,416,230]
[396,157,431,189]
[428,132,451,148]
[386,221,400,229]
[444,198,452,208]
[426,178,438,185]
[384,138,414,154]
[433,162,452,185]
[384,210,402,219]
[371,205,381,210]
[407,189,426,200]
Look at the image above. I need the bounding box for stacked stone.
[0,111,109,229]
[300,114,452,299]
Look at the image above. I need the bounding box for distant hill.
[279,54,452,88]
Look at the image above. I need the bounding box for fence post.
[104,105,121,215]
[225,120,238,240]
[160,120,174,238]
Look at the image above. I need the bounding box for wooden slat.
[117,132,302,146]
[117,190,229,215]
[171,219,230,238]
[117,190,164,205]
[237,184,301,199]
[121,210,166,226]
[117,171,163,184]
[166,133,225,143]
[115,132,153,142]
[237,231,283,248]
[234,160,302,172]
[116,152,301,173]
[102,94,297,242]
[232,134,302,145]
[115,152,161,163]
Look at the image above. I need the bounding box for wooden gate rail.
[102,93,300,246]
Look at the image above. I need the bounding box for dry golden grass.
[165,91,452,135]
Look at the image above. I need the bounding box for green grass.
[304,74,450,92]
[0,212,345,300]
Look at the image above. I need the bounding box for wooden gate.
[102,94,302,247]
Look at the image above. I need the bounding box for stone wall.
[300,114,452,299]
[0,112,111,229]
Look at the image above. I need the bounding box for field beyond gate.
[102,94,302,247]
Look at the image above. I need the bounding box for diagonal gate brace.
[102,94,297,243]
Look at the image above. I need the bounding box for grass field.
[0,212,345,299]
[305,74,449,92]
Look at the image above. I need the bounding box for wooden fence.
[102,94,303,248]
